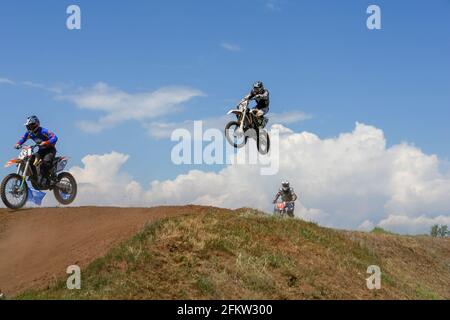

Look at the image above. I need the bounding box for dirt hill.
[0,206,449,299]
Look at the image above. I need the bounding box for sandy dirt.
[0,206,205,296]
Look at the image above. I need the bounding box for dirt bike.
[273,201,295,218]
[225,99,270,154]
[1,144,77,210]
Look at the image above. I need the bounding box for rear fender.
[55,157,70,172]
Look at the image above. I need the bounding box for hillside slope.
[8,207,449,300]
[0,205,208,296]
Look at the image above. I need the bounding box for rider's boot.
[37,176,46,187]
[48,172,57,187]
[39,166,49,187]
[256,116,263,128]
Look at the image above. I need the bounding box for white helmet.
[252,81,264,94]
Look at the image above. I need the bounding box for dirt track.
[0,206,205,296]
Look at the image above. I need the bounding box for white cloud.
[58,82,204,133]
[220,43,241,52]
[20,81,62,94]
[265,0,281,11]
[358,220,375,231]
[66,122,450,234]
[270,111,312,124]
[0,78,15,85]
[378,215,450,235]
[145,117,225,140]
[146,111,311,139]
[0,76,63,93]
[68,151,144,206]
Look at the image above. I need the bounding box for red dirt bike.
[273,201,295,218]
[1,144,77,209]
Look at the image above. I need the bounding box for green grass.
[415,285,442,300]
[16,209,450,300]
[370,227,397,235]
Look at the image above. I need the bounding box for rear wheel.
[53,172,77,205]
[225,121,248,148]
[1,174,28,210]
[257,129,270,154]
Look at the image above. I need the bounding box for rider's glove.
[14,144,21,149]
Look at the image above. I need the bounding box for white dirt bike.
[1,144,77,210]
[224,99,270,154]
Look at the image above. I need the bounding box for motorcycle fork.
[18,160,30,192]
[239,108,247,131]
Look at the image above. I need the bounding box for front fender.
[4,159,20,168]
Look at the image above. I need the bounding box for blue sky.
[1,0,449,186]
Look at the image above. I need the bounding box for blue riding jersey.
[17,127,58,150]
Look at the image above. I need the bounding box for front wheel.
[53,172,77,205]
[1,174,29,210]
[273,209,284,217]
[225,121,248,148]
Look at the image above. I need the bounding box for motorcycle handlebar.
[236,99,250,108]
[17,144,40,151]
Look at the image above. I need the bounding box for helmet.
[281,180,290,191]
[24,115,40,134]
[252,81,264,94]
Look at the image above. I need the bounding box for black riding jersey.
[245,88,270,109]
[273,187,298,203]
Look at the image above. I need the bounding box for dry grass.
[18,208,450,300]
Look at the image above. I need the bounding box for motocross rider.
[273,181,298,217]
[15,116,58,185]
[242,81,270,127]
